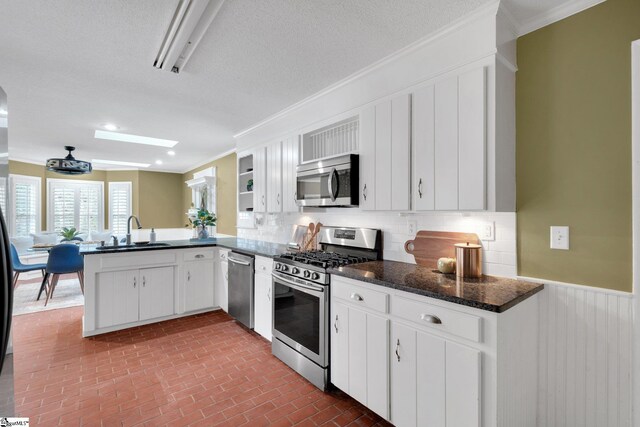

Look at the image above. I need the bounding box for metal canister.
[455,242,483,278]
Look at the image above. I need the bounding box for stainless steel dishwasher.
[227,251,255,329]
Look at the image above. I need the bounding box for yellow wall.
[8,161,184,231]
[182,153,237,236]
[516,0,640,291]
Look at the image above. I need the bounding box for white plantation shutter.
[9,175,41,236]
[109,182,131,236]
[0,177,6,218]
[47,179,104,234]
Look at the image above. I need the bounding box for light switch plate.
[550,226,569,250]
[480,221,495,241]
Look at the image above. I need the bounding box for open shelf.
[239,170,254,177]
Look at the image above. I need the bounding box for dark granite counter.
[328,260,543,313]
[80,237,289,259]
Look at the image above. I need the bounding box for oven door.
[296,163,356,207]
[272,271,328,367]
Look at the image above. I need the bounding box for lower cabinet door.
[184,260,215,312]
[254,272,272,340]
[330,300,349,392]
[391,321,481,427]
[215,259,229,312]
[139,266,175,321]
[95,270,139,328]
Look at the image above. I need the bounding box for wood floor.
[11,303,389,426]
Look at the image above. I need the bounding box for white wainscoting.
[520,277,633,427]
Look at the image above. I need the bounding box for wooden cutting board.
[404,231,480,268]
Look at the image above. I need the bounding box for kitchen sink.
[95,242,172,251]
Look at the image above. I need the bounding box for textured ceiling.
[0,0,583,172]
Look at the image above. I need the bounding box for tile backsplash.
[238,210,517,277]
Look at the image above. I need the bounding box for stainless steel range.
[271,226,382,390]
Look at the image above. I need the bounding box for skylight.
[94,130,178,148]
[92,159,150,168]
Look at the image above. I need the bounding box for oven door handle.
[272,272,325,294]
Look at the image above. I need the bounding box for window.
[8,174,41,236]
[47,179,104,234]
[108,182,132,236]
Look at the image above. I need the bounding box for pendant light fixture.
[46,146,92,175]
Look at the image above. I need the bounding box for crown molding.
[515,0,606,37]
[233,0,501,140]
[181,147,236,174]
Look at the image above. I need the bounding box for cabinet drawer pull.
[267,287,271,302]
[395,339,400,362]
[420,314,442,324]
[133,277,136,288]
[187,271,191,281]
[195,254,205,259]
[262,195,265,206]
[362,184,367,201]
[142,276,146,287]
[418,178,423,198]
[277,193,280,205]
[334,315,339,333]
[350,293,364,302]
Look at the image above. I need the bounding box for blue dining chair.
[44,244,84,306]
[10,243,46,289]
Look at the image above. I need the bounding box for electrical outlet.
[480,221,495,241]
[550,226,569,250]
[407,220,417,235]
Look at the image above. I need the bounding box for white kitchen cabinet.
[215,249,229,312]
[413,66,487,212]
[331,293,390,419]
[95,266,176,328]
[183,258,215,313]
[360,93,411,211]
[267,140,282,213]
[95,270,139,329]
[282,135,299,213]
[254,256,273,340]
[139,266,175,321]
[390,322,480,427]
[253,146,267,213]
[330,275,538,427]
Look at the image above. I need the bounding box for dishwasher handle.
[228,257,251,266]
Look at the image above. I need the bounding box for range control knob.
[275,263,281,270]
[311,272,320,280]
[303,270,311,278]
[280,264,288,272]
[291,267,300,274]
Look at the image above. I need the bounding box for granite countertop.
[328,260,543,313]
[80,237,289,259]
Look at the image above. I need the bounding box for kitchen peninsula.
[80,238,287,337]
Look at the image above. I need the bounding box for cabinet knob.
[350,292,364,302]
[420,314,442,324]
[395,339,400,362]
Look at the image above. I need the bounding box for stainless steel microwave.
[296,154,359,207]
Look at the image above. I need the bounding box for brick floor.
[12,305,391,426]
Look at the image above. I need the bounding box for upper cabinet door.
[374,100,392,211]
[458,67,486,210]
[282,135,300,213]
[267,141,282,213]
[359,106,376,210]
[412,85,435,211]
[390,94,411,211]
[434,76,459,210]
[253,147,267,213]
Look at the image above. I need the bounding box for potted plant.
[247,179,253,192]
[186,208,217,239]
[59,227,81,242]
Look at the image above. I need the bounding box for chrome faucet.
[111,235,119,247]
[126,215,142,245]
